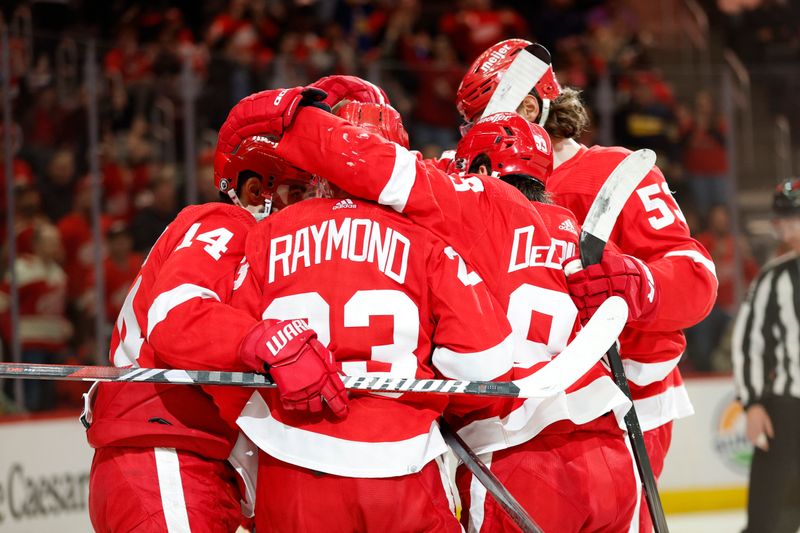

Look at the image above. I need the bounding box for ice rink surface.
[668,509,746,533]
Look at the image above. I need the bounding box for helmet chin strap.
[251,195,273,221]
[538,98,551,126]
[227,189,273,221]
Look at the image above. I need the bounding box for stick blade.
[581,149,656,244]
[482,45,550,118]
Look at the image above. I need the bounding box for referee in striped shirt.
[733,177,800,533]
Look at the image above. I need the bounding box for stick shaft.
[576,148,668,533]
[579,239,669,533]
[440,420,543,533]
[0,363,527,398]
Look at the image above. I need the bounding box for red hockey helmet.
[311,75,390,108]
[214,135,313,210]
[454,112,553,186]
[335,101,410,148]
[456,39,561,124]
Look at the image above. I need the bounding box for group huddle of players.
[81,39,719,533]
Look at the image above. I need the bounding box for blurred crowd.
[0,0,766,411]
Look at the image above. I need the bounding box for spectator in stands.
[57,177,99,304]
[93,221,142,323]
[411,34,462,154]
[523,0,585,53]
[679,90,731,216]
[0,131,35,222]
[131,171,178,253]
[439,0,528,61]
[196,150,222,204]
[614,70,682,192]
[685,204,758,371]
[614,71,679,158]
[21,85,67,155]
[40,148,77,222]
[104,25,152,85]
[584,0,640,72]
[125,116,155,202]
[0,224,71,411]
[8,182,46,256]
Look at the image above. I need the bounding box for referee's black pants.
[744,396,800,533]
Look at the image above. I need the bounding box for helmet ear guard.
[213,136,315,217]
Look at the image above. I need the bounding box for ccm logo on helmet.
[273,89,289,106]
[480,44,511,73]
[265,319,310,357]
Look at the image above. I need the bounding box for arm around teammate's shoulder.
[145,206,259,371]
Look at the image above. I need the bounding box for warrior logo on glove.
[239,318,349,418]
[265,319,310,357]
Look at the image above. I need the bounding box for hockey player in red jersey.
[84,87,348,532]
[457,39,719,531]
[218,87,639,531]
[214,100,515,533]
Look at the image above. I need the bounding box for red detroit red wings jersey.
[86,203,258,459]
[232,197,513,477]
[272,108,631,454]
[549,144,718,430]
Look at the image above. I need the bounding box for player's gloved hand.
[563,251,659,325]
[217,87,330,154]
[238,318,349,418]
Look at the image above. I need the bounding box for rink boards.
[659,375,750,512]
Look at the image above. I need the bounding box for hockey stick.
[481,44,551,119]
[0,297,627,399]
[576,148,670,533]
[0,363,529,397]
[440,419,543,533]
[440,296,628,533]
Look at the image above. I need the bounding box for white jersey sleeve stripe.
[663,250,718,278]
[622,354,683,387]
[378,144,417,213]
[631,384,695,432]
[154,447,192,533]
[432,334,514,381]
[146,283,220,338]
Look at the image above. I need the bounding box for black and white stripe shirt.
[733,251,800,407]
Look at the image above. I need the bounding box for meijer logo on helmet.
[480,44,511,73]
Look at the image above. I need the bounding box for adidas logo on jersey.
[333,199,358,210]
[558,219,577,235]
